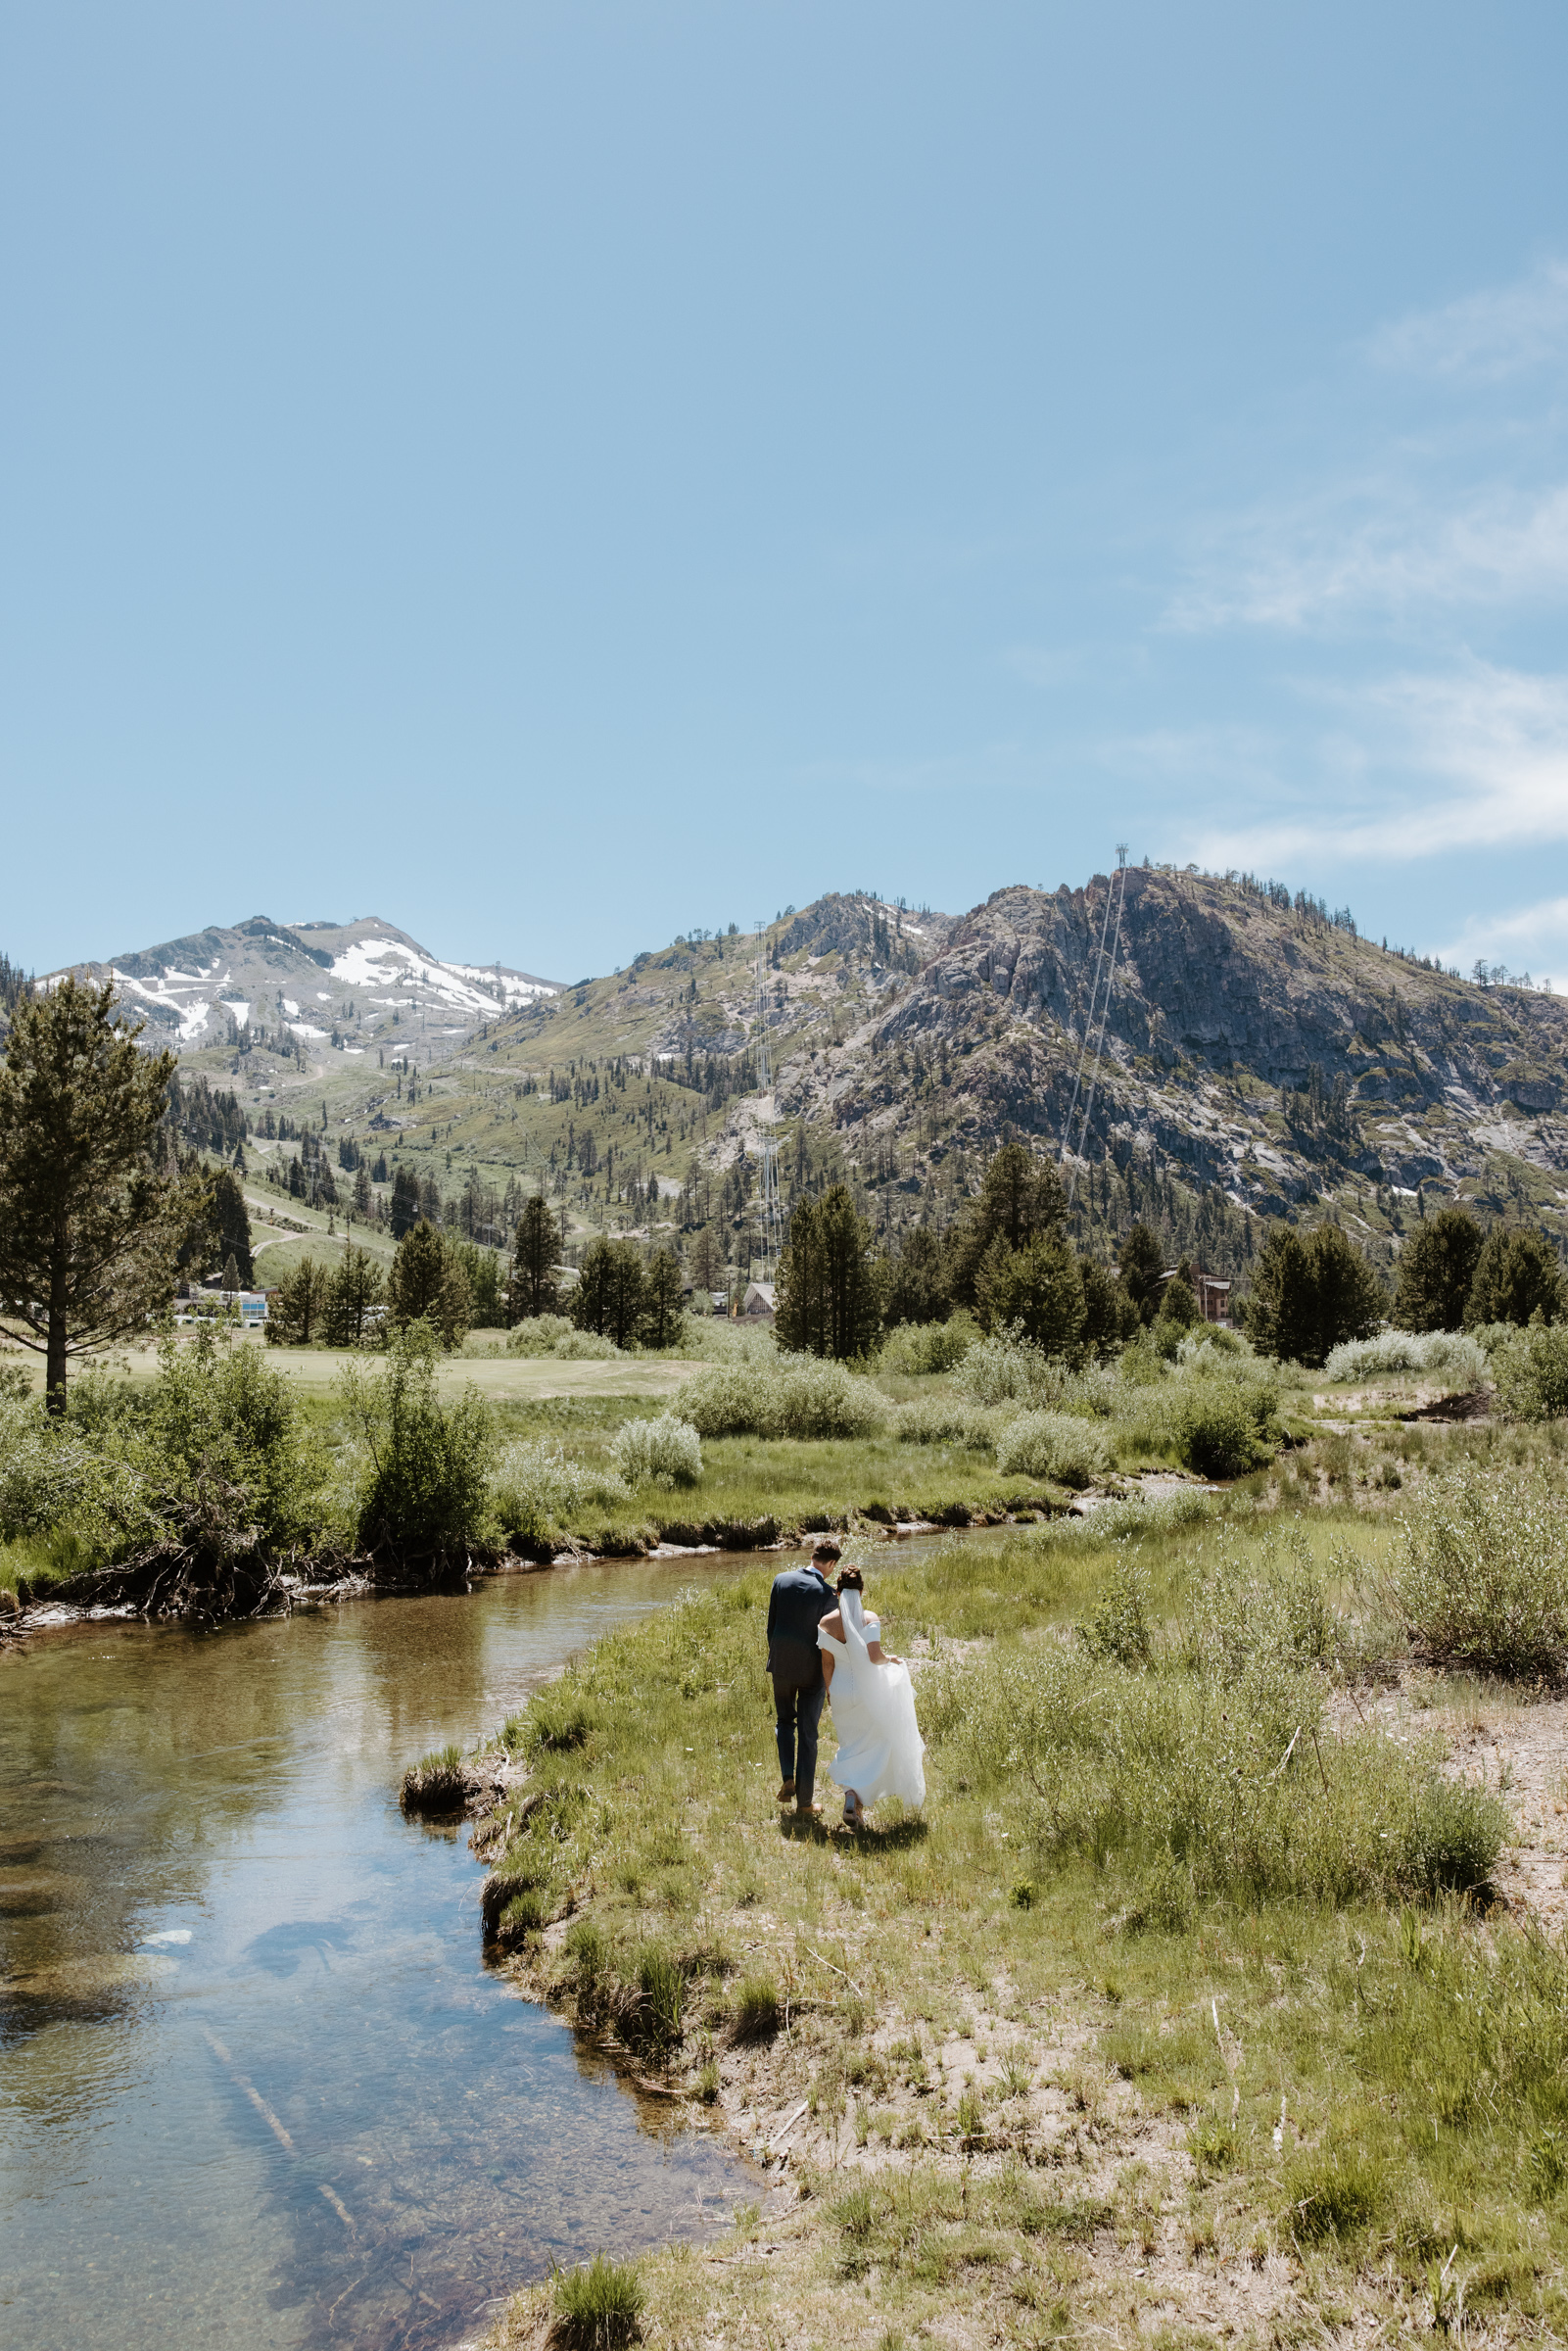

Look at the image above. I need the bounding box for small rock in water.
[140,1929,193,1946]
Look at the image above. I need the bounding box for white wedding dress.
[818,1591,926,1809]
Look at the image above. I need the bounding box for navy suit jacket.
[766,1564,836,1682]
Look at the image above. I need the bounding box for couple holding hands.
[765,1539,927,1828]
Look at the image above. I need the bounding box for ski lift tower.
[752,919,783,1279]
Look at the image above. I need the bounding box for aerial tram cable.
[1065,847,1128,1206]
[1058,849,1120,1176]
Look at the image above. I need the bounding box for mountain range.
[46,914,558,1052]
[38,873,1568,1275]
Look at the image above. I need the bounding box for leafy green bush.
[1075,1561,1152,1665]
[489,1441,629,1545]
[879,1313,977,1375]
[551,2254,644,2349]
[1322,1329,1489,1385]
[954,1323,1061,1410]
[610,1413,702,1488]
[1175,1379,1275,1478]
[504,1314,581,1355]
[677,1352,888,1440]
[0,1388,151,1559]
[338,1321,497,1562]
[1384,1463,1568,1672]
[142,1324,329,1548]
[1491,1323,1568,1422]
[892,1396,1000,1450]
[994,1411,1108,1488]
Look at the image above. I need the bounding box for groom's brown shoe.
[776,1779,795,1804]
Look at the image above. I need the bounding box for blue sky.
[6,4,1568,984]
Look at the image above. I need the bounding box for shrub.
[1175,1325,1249,1364]
[338,1322,496,1562]
[505,1314,581,1355]
[892,1397,1000,1450]
[1176,1380,1274,1479]
[610,1414,702,1489]
[142,1323,330,1549]
[955,1323,1061,1410]
[1076,1561,1152,1666]
[994,1411,1108,1488]
[1322,1330,1489,1386]
[1384,1463,1568,1673]
[551,2253,645,2350]
[489,1442,629,1545]
[0,1388,151,1558]
[879,1313,978,1375]
[677,1352,888,1440]
[730,1973,782,2041]
[1491,1324,1568,1422]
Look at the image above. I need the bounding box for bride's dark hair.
[835,1567,865,1596]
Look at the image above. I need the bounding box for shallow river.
[0,1560,759,2351]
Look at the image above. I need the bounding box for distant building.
[740,1280,777,1320]
[1160,1267,1231,1326]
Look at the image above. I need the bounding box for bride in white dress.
[817,1568,926,1827]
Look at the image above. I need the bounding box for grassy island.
[445,1457,1568,2350]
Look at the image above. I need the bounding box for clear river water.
[0,1560,759,2351]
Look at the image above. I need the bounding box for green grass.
[459,1486,1568,2340]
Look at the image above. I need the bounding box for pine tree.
[1393,1207,1483,1332]
[0,975,199,1409]
[570,1238,646,1346]
[271,1255,331,1345]
[386,1223,471,1349]
[1465,1226,1563,1327]
[323,1245,386,1347]
[882,1226,947,1326]
[775,1185,882,1360]
[641,1247,685,1346]
[390,1164,420,1238]
[508,1194,559,1320]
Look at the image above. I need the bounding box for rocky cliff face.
[752,870,1568,1249]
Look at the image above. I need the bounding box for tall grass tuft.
[398,1742,467,1813]
[1384,1463,1568,1673]
[550,2253,645,2349]
[729,1972,781,2042]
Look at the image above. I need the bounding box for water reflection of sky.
[0,1564,755,2351]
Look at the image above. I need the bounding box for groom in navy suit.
[766,1540,840,1818]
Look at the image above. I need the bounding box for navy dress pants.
[772,1671,826,1804]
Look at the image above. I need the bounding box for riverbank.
[451,1492,1568,2348]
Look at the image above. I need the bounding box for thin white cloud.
[1429,893,1568,984]
[1169,480,1568,633]
[1168,255,1568,635]
[1369,258,1568,383]
[1174,659,1568,868]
